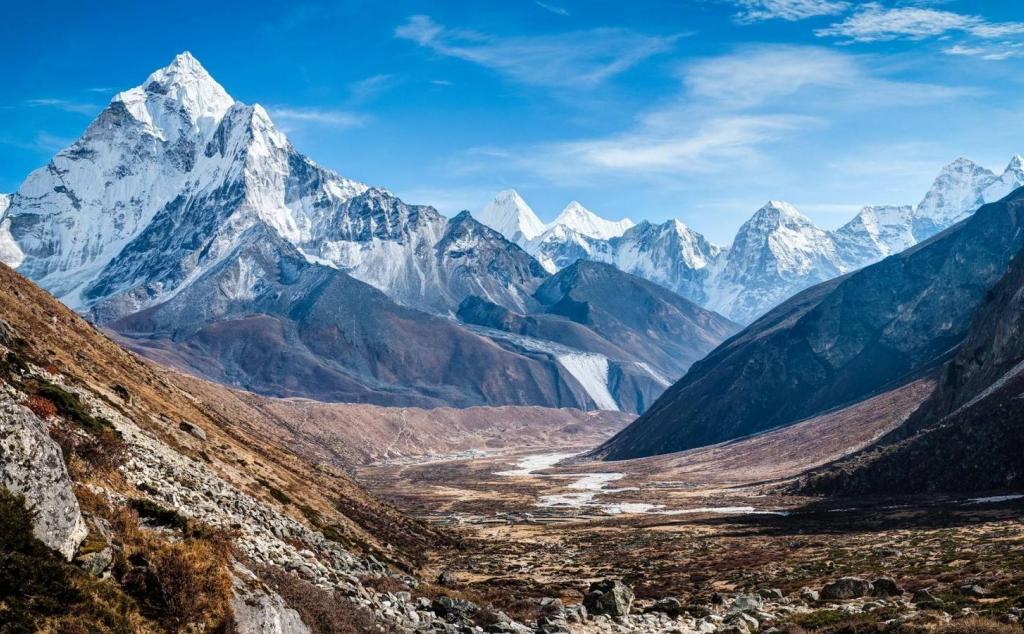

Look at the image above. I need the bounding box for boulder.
[436,569,460,586]
[648,597,683,617]
[800,587,820,602]
[871,577,904,597]
[731,594,763,612]
[179,419,207,441]
[231,566,311,634]
[583,579,634,617]
[960,584,989,598]
[820,577,873,600]
[758,588,784,600]
[0,400,87,560]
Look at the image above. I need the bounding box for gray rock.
[871,577,904,597]
[648,597,683,617]
[725,611,759,634]
[800,587,820,602]
[179,419,207,441]
[758,588,784,600]
[436,569,460,586]
[583,579,634,617]
[821,577,873,600]
[539,597,566,620]
[731,594,763,612]
[231,567,310,634]
[76,546,113,576]
[960,584,989,598]
[912,588,940,604]
[0,400,87,560]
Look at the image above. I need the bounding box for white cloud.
[348,74,397,103]
[24,98,98,116]
[944,43,1022,62]
[479,45,973,181]
[535,1,570,17]
[816,3,1024,43]
[394,15,680,88]
[733,0,850,24]
[269,107,367,129]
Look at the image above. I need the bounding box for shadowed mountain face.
[111,225,587,409]
[801,235,1024,495]
[597,188,1024,460]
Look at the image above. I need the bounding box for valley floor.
[357,381,1024,632]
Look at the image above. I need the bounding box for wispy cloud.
[430,79,454,87]
[0,131,75,154]
[535,1,570,17]
[24,98,98,116]
[394,15,680,88]
[816,3,1024,43]
[944,42,1023,61]
[348,74,397,104]
[732,0,849,24]
[477,45,973,181]
[269,107,367,130]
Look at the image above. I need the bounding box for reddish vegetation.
[24,393,58,419]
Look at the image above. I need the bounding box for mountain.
[457,261,737,413]
[0,193,18,268]
[705,201,844,325]
[802,234,1024,495]
[1,53,735,413]
[552,201,634,240]
[0,260,482,632]
[477,189,546,244]
[596,186,1024,460]
[482,156,1024,325]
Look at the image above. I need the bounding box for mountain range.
[0,52,734,413]
[597,184,1024,460]
[479,156,1024,324]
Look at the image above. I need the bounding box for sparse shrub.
[24,393,58,418]
[49,422,126,477]
[0,488,150,633]
[34,380,115,435]
[934,618,1024,634]
[256,477,292,505]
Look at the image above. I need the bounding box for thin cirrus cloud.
[732,0,850,24]
[268,107,367,130]
[394,15,681,88]
[24,98,99,116]
[816,3,1024,43]
[484,45,973,180]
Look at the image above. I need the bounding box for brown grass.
[257,565,385,634]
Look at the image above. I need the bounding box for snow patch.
[556,353,618,411]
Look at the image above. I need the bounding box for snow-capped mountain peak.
[113,51,234,140]
[983,154,1024,204]
[917,157,997,228]
[477,189,546,244]
[552,201,634,240]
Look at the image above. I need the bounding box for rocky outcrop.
[231,566,310,634]
[0,399,87,560]
[583,579,634,617]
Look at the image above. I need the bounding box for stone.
[960,584,989,598]
[800,587,820,602]
[437,569,460,586]
[179,419,207,441]
[758,588,784,600]
[871,577,904,597]
[583,579,635,617]
[820,577,873,601]
[539,597,566,620]
[231,566,311,634]
[725,611,759,634]
[0,401,87,560]
[648,597,683,617]
[731,594,763,612]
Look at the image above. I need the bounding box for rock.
[725,611,759,634]
[583,579,634,617]
[76,546,113,576]
[539,597,566,620]
[564,604,587,623]
[432,596,477,622]
[912,588,940,604]
[731,594,763,612]
[800,587,820,602]
[820,577,873,600]
[436,569,460,586]
[231,566,310,634]
[871,577,904,597]
[0,401,87,560]
[960,584,989,598]
[179,419,207,441]
[758,588,784,600]
[0,319,14,348]
[647,597,683,617]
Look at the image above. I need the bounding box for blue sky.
[2,0,1023,243]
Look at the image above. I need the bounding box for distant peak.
[552,201,634,240]
[478,189,545,242]
[1006,154,1024,172]
[756,200,804,219]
